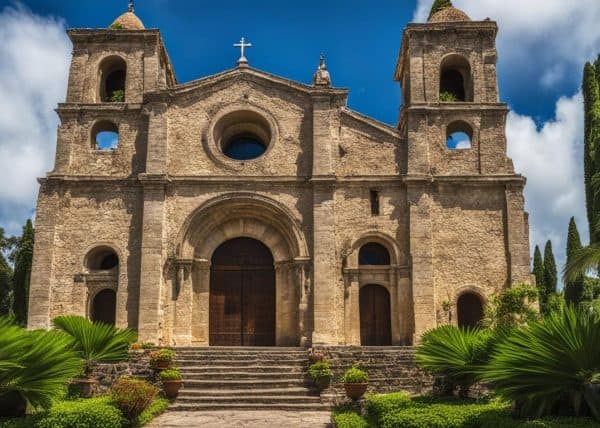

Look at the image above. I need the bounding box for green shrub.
[439,91,457,102]
[415,325,493,396]
[141,342,155,350]
[307,361,333,379]
[483,284,539,329]
[483,307,600,420]
[331,410,368,428]
[110,377,157,423]
[149,349,174,366]
[36,397,123,428]
[109,23,123,30]
[366,392,412,425]
[160,367,182,381]
[136,398,169,427]
[341,366,368,384]
[109,90,125,102]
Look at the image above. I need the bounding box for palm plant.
[0,316,83,417]
[53,315,137,376]
[563,244,600,284]
[483,307,600,420]
[415,325,494,397]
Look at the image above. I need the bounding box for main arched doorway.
[91,289,116,325]
[209,238,276,346]
[360,284,392,346]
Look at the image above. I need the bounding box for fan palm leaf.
[483,307,600,420]
[0,316,83,411]
[53,315,137,372]
[563,244,600,283]
[415,325,493,392]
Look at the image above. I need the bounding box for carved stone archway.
[171,194,311,346]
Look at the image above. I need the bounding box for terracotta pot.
[314,376,332,392]
[72,377,98,398]
[162,379,183,399]
[151,360,171,370]
[344,383,368,401]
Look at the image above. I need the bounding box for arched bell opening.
[457,292,484,329]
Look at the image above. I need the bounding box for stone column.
[504,182,532,285]
[343,269,360,345]
[397,268,412,344]
[407,182,436,342]
[294,259,312,347]
[27,181,59,330]
[192,259,210,346]
[173,259,193,346]
[137,102,169,344]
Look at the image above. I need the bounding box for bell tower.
[395,4,512,176]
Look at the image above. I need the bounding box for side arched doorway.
[91,289,116,325]
[209,238,276,346]
[360,284,392,346]
[457,292,484,329]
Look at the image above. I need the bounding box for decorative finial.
[313,53,331,87]
[128,1,134,13]
[233,37,253,67]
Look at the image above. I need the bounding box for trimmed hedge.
[379,402,505,428]
[366,392,412,425]
[332,411,369,428]
[136,398,169,427]
[36,397,123,428]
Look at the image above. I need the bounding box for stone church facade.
[27,4,531,347]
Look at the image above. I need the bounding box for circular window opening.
[223,134,266,160]
[214,110,272,161]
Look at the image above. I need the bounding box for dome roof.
[428,6,471,23]
[111,2,145,30]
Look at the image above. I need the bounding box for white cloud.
[0,5,71,236]
[506,92,587,281]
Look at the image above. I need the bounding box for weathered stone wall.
[91,350,154,394]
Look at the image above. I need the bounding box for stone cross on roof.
[234,37,252,67]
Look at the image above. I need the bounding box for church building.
[27,3,532,347]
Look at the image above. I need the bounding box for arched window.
[91,121,119,150]
[440,55,472,102]
[99,56,127,102]
[457,292,484,329]
[446,121,473,149]
[91,289,116,325]
[86,246,119,272]
[359,243,391,266]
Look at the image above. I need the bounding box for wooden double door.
[209,238,276,346]
[360,284,392,346]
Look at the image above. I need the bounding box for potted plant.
[160,367,184,399]
[149,348,175,370]
[341,366,368,401]
[53,315,137,398]
[308,361,333,392]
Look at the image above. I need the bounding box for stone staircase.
[169,347,328,411]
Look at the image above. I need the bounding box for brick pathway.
[147,410,332,427]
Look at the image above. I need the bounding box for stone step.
[181,378,310,389]
[179,365,306,373]
[178,387,315,397]
[175,395,322,404]
[172,347,307,351]
[174,358,308,366]
[168,402,329,412]
[180,371,307,381]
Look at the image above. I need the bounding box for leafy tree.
[12,219,34,326]
[542,240,557,313]
[0,228,12,316]
[428,0,453,20]
[565,217,585,305]
[532,245,545,298]
[53,315,137,376]
[482,284,538,329]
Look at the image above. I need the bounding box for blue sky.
[0,0,599,283]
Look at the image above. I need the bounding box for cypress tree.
[542,241,557,313]
[428,0,453,19]
[12,220,34,326]
[583,58,600,242]
[564,218,585,305]
[533,245,545,295]
[0,228,12,316]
